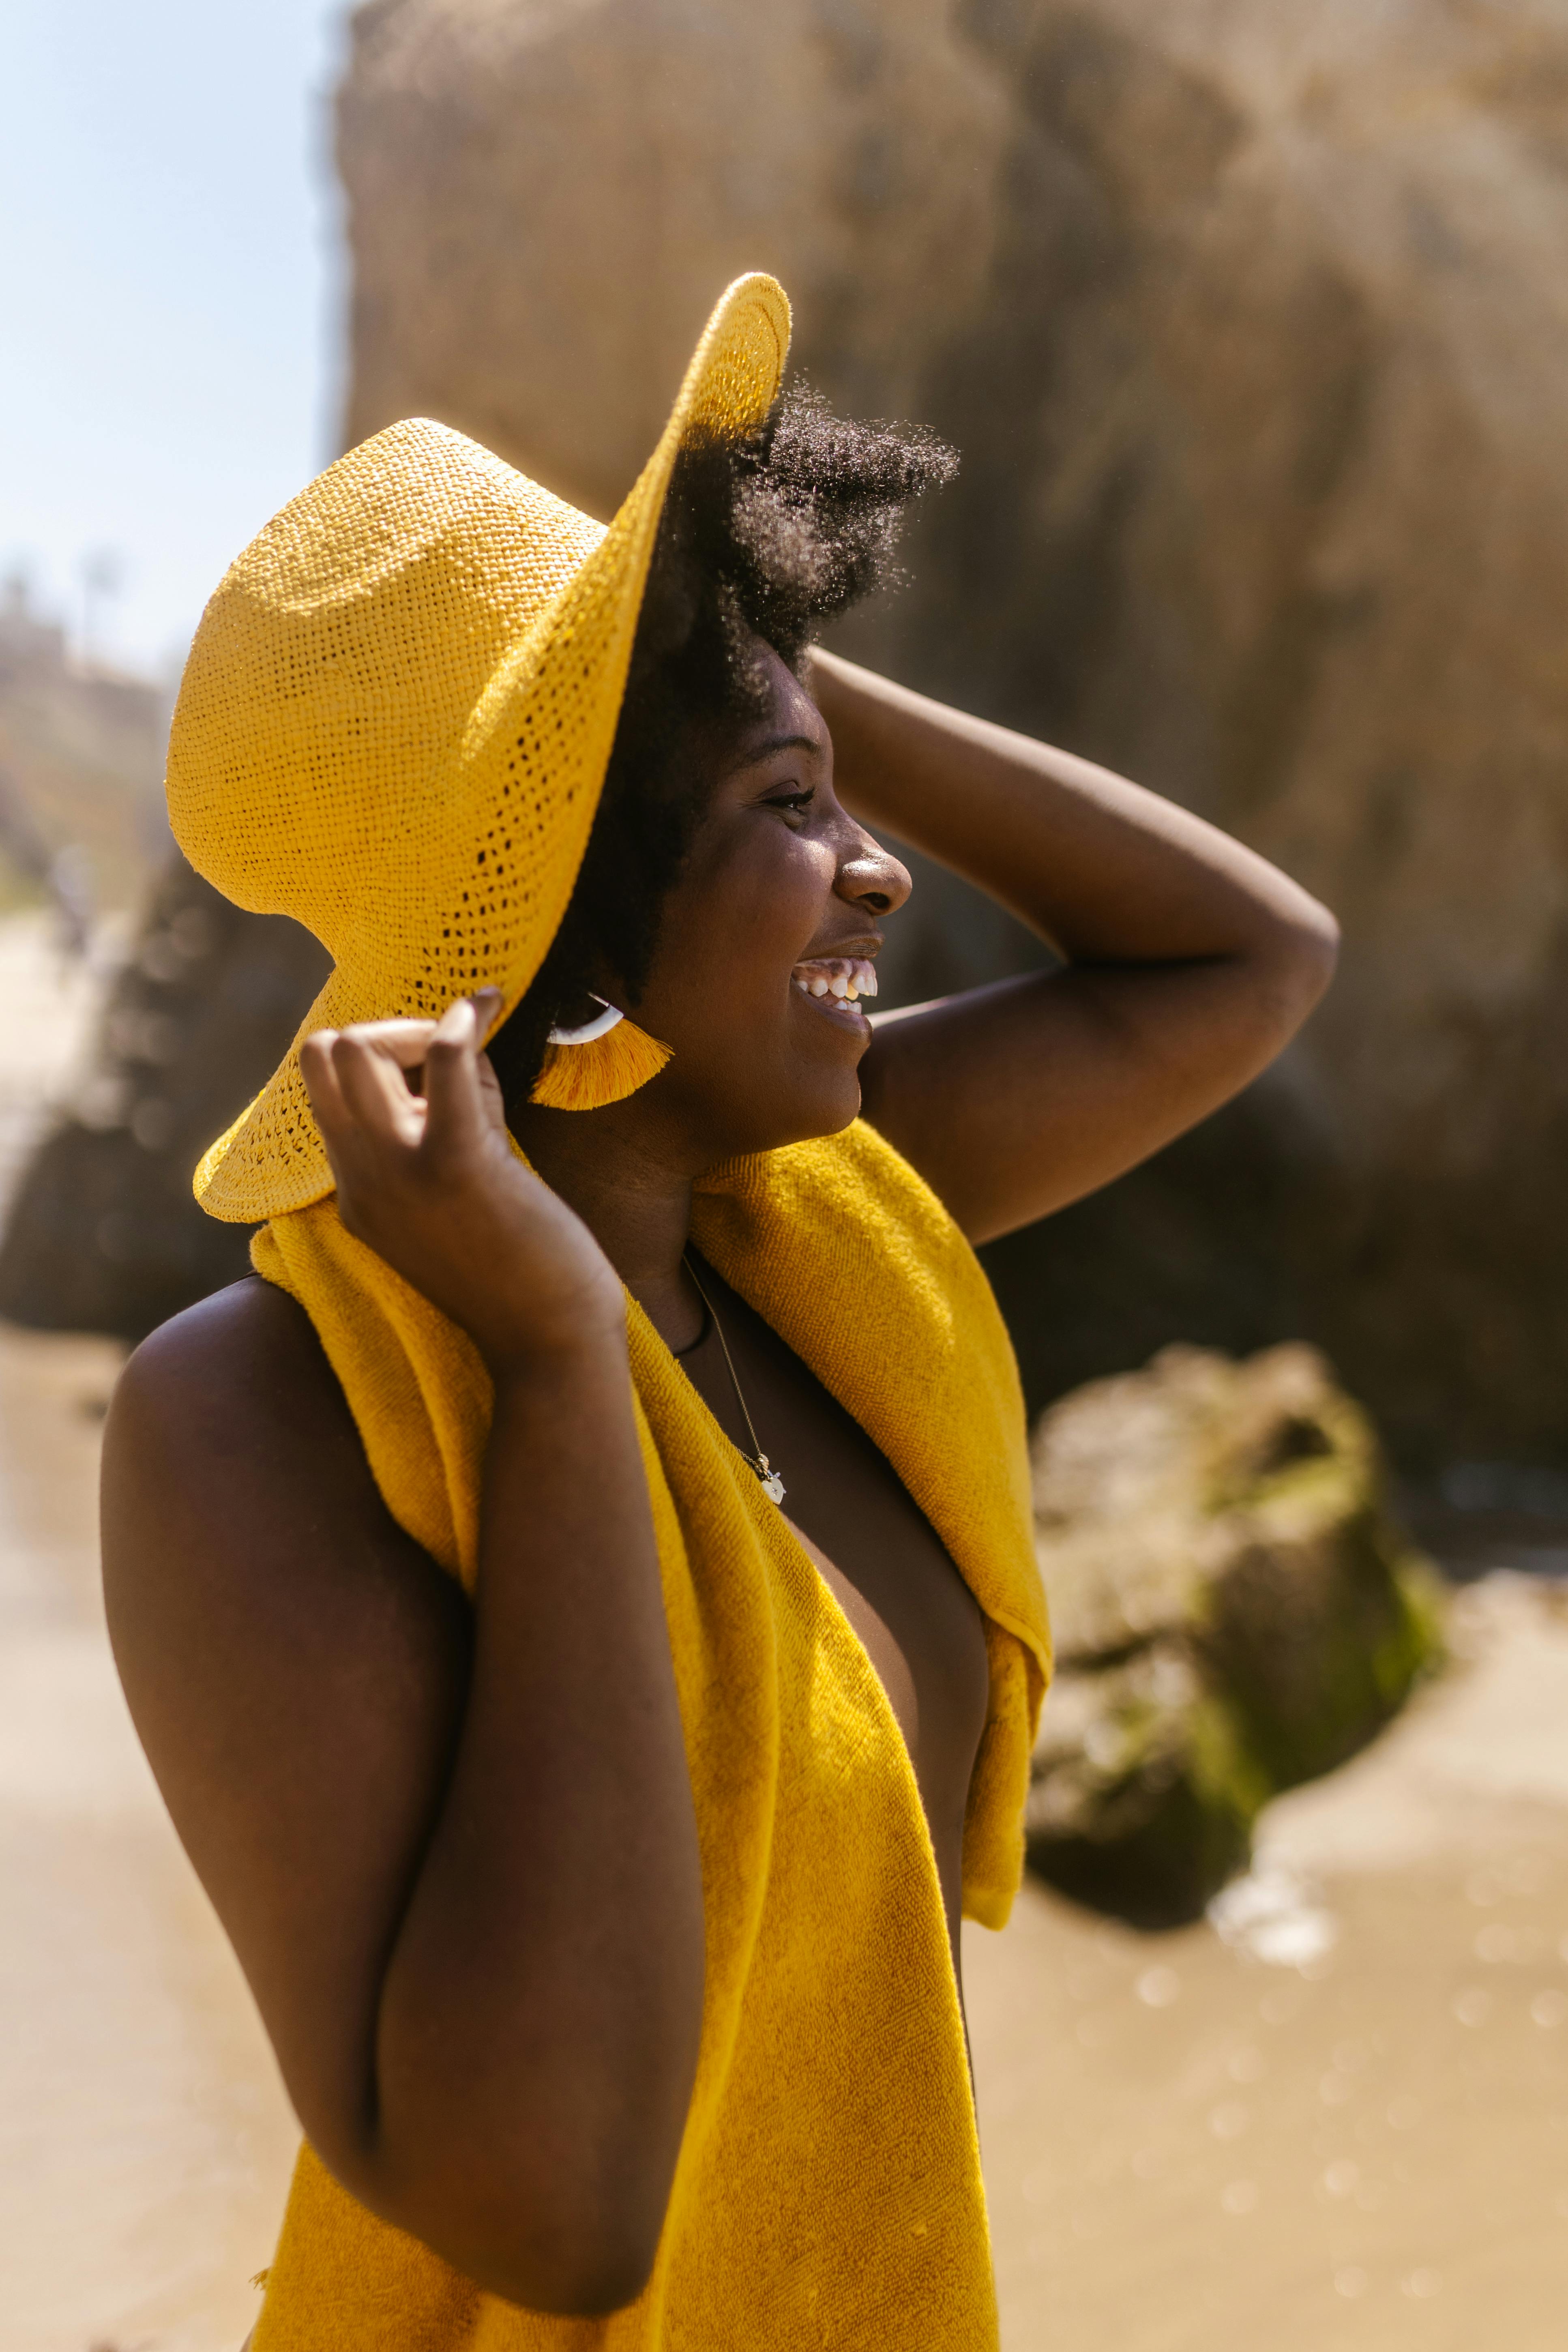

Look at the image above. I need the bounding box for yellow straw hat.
[168,273,791,1224]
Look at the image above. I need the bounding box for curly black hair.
[485,384,957,1111]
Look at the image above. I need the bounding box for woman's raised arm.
[811,648,1339,1242]
[101,1000,704,2316]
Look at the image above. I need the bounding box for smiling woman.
[482,386,951,1128]
[97,275,1336,2352]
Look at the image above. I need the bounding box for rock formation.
[335,0,1568,1466]
[1025,1343,1443,1925]
[0,573,169,910]
[0,856,329,1337]
[0,590,325,1343]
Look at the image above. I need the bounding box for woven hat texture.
[169,274,790,1223]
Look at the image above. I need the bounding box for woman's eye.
[764,787,815,818]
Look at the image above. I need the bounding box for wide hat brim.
[174,275,790,1223]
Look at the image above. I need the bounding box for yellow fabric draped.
[247,1118,1051,2351]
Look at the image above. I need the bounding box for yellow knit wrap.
[165,264,1051,2346]
[247,1118,1051,2350]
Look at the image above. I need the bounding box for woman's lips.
[790,955,878,1009]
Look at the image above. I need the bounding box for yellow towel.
[248,1116,1051,2349]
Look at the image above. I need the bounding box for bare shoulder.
[111,1271,359,1474]
[104,1282,474,2161]
[106,1276,403,1642]
[103,1273,470,1800]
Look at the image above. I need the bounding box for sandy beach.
[967,1575,1568,2349]
[1,914,1564,2349]
[0,917,296,2348]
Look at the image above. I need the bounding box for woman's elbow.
[471,2226,663,2320]
[366,2139,674,2318]
[504,2157,672,2317]
[517,2229,663,2320]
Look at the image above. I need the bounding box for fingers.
[332,1030,432,1146]
[300,993,505,1165]
[422,990,503,1159]
[298,1029,350,1137]
[338,1018,444,1070]
[298,1030,364,1199]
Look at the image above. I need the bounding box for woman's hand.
[300,991,625,1373]
[810,650,1339,1243]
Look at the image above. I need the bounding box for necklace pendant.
[680,1255,786,1509]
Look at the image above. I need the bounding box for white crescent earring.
[531,993,672,1111]
[547,995,625,1046]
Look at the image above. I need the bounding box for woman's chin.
[766,1065,865,1151]
[649,1019,868,1159]
[696,1064,862,1159]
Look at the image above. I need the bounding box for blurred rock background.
[0,569,167,915]
[329,0,1568,1474]
[8,4,1568,2346]
[15,0,1568,1491]
[0,863,328,1336]
[0,583,329,1331]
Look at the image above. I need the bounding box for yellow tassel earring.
[530,996,672,1112]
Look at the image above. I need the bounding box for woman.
[102,278,1335,2346]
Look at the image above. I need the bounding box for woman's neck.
[507,1105,700,1350]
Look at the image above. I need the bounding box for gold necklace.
[682,1253,786,1505]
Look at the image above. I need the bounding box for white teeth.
[792,955,880,1005]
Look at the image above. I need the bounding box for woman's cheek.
[740,825,834,937]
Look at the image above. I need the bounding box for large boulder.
[1025,1343,1443,1925]
[0,856,329,1339]
[335,0,1568,1466]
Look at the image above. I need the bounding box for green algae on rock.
[1026,1343,1444,1926]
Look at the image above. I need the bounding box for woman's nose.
[836,828,912,920]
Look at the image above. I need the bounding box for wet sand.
[0,1324,298,2352]
[964,1576,1568,2349]
[1,911,1564,2346]
[0,915,300,2351]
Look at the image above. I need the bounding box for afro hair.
[486,384,956,1112]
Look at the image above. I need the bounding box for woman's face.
[572,643,911,1168]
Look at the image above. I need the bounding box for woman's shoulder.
[104,1276,468,1759]
[122,1270,333,1418]
[105,1274,423,1614]
[115,1272,381,1501]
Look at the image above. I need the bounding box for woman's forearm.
[367,1329,704,2313]
[812,649,1337,1239]
[809,647,1335,975]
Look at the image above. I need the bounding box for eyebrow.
[726,730,826,774]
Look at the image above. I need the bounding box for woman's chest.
[676,1263,991,1922]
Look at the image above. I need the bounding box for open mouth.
[791,956,878,1016]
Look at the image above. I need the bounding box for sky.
[0,1,352,677]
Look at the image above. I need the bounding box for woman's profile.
[100,276,1336,2347]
